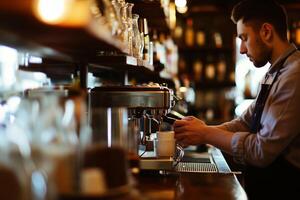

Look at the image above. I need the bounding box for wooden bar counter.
[59,147,247,200]
[133,147,247,200]
[58,147,247,200]
[136,171,246,200]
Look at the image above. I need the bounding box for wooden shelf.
[89,55,138,69]
[0,1,127,61]
[18,54,172,86]
[88,55,154,76]
[0,1,173,86]
[137,59,154,71]
[19,63,76,76]
[88,54,155,72]
[88,54,173,86]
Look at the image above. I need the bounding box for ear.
[260,23,273,42]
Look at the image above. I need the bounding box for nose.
[240,42,247,54]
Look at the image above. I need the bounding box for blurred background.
[1,0,300,199]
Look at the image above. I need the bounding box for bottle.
[126,3,134,56]
[178,57,186,73]
[174,25,183,39]
[205,107,214,122]
[149,41,153,66]
[185,18,194,47]
[138,18,145,60]
[196,29,206,47]
[205,55,216,81]
[132,14,142,58]
[143,18,150,63]
[193,59,203,83]
[216,55,226,82]
[213,31,223,48]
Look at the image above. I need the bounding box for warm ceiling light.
[176,5,188,14]
[33,0,91,27]
[35,0,66,23]
[175,0,187,8]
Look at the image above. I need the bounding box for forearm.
[211,124,228,131]
[203,126,234,155]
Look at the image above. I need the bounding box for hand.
[174,116,207,147]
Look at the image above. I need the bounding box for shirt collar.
[268,43,298,74]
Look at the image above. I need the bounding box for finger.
[174,126,188,133]
[175,133,186,140]
[174,120,189,127]
[182,116,194,121]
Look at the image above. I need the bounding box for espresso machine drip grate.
[176,162,218,173]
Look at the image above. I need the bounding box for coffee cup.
[155,131,175,158]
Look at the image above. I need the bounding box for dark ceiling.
[188,0,300,6]
[185,0,300,15]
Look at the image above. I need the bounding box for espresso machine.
[88,83,180,170]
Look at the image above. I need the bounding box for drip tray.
[139,147,231,173]
[176,149,218,173]
[176,162,218,173]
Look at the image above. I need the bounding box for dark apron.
[245,50,300,199]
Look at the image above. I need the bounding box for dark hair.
[231,0,288,40]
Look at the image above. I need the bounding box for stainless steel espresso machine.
[88,83,179,170]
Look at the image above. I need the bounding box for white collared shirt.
[222,44,300,168]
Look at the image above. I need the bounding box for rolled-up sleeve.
[231,132,251,164]
[218,101,255,164]
[219,101,253,164]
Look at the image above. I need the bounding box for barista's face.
[237,20,271,67]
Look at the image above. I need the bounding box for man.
[174,0,300,199]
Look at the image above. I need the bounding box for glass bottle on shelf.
[205,55,216,82]
[229,67,235,83]
[174,25,183,40]
[111,0,125,38]
[132,14,143,59]
[196,28,206,47]
[216,55,226,82]
[138,18,145,60]
[193,59,203,83]
[98,0,120,37]
[120,3,129,45]
[140,18,150,63]
[213,31,223,48]
[126,3,134,56]
[178,57,186,73]
[205,107,215,122]
[185,18,194,47]
[149,41,154,66]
